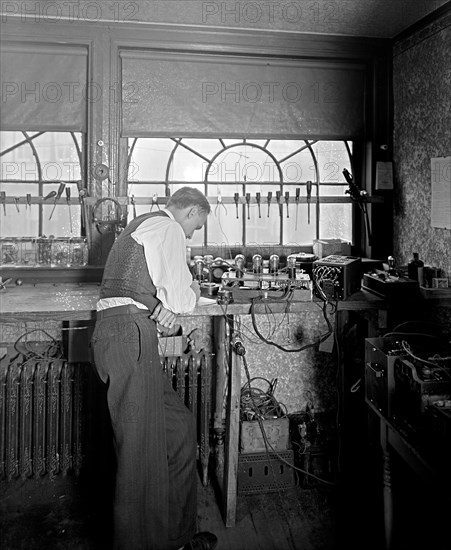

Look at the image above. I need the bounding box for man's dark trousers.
[91,308,197,550]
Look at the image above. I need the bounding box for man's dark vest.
[99,210,170,312]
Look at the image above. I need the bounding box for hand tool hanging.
[306,180,312,224]
[234,193,240,219]
[295,188,300,230]
[1,191,6,215]
[343,168,372,245]
[14,198,20,212]
[49,182,66,220]
[275,191,282,218]
[256,192,261,218]
[245,193,251,220]
[267,191,272,217]
[43,190,57,201]
[26,194,31,210]
[65,187,73,234]
[215,192,227,216]
[284,191,290,218]
[150,193,160,212]
[76,181,87,230]
[130,195,137,219]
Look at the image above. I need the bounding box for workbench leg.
[335,310,347,476]
[213,317,227,490]
[222,316,240,528]
[381,423,393,550]
[199,352,212,487]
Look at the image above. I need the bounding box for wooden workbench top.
[0,281,389,322]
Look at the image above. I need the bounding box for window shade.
[0,43,88,132]
[121,51,365,139]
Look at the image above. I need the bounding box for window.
[0,131,84,238]
[126,138,353,249]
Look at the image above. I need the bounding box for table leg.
[213,317,227,488]
[222,316,241,528]
[381,422,393,549]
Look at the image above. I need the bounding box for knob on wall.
[93,163,110,181]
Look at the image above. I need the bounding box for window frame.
[0,130,86,237]
[125,137,357,251]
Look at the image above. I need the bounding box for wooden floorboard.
[197,478,339,550]
[0,473,339,550]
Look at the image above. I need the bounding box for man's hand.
[150,303,177,329]
[191,280,201,302]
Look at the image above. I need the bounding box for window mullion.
[242,181,246,246]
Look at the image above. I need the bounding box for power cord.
[249,296,333,353]
[233,338,334,487]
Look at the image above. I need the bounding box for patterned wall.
[392,10,451,279]
[1,312,335,416]
[233,311,337,414]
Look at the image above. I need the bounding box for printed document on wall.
[431,157,451,229]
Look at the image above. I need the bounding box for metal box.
[237,450,295,494]
[240,417,290,453]
[365,337,405,418]
[423,401,451,460]
[312,254,361,300]
[362,272,419,300]
[313,238,351,258]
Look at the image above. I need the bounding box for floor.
[1,456,448,550]
[0,471,343,550]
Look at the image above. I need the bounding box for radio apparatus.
[312,255,361,300]
[365,336,451,457]
[392,355,451,427]
[220,270,312,301]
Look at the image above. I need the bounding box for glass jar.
[0,238,20,265]
[408,252,424,285]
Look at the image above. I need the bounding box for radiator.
[162,350,213,487]
[0,345,212,485]
[0,352,86,481]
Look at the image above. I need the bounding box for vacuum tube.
[252,254,262,274]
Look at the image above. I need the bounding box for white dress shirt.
[97,208,196,314]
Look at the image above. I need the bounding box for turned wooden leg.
[382,426,393,549]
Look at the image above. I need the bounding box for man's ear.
[187,206,198,219]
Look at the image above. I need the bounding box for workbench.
[364,336,451,549]
[0,282,389,527]
[366,402,451,549]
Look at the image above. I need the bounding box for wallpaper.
[392,11,451,280]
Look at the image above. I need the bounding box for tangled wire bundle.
[240,377,287,422]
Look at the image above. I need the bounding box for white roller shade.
[0,43,88,132]
[121,51,365,138]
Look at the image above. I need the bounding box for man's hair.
[166,186,211,214]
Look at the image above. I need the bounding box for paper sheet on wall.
[375,161,393,190]
[431,157,451,229]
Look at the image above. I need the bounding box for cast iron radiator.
[0,345,213,485]
[162,350,213,487]
[0,353,86,481]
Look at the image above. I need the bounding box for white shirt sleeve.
[131,212,197,314]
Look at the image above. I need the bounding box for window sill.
[0,266,104,286]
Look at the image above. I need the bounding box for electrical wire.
[401,340,451,379]
[249,296,333,353]
[383,332,442,340]
[13,329,63,362]
[236,341,334,486]
[390,320,448,336]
